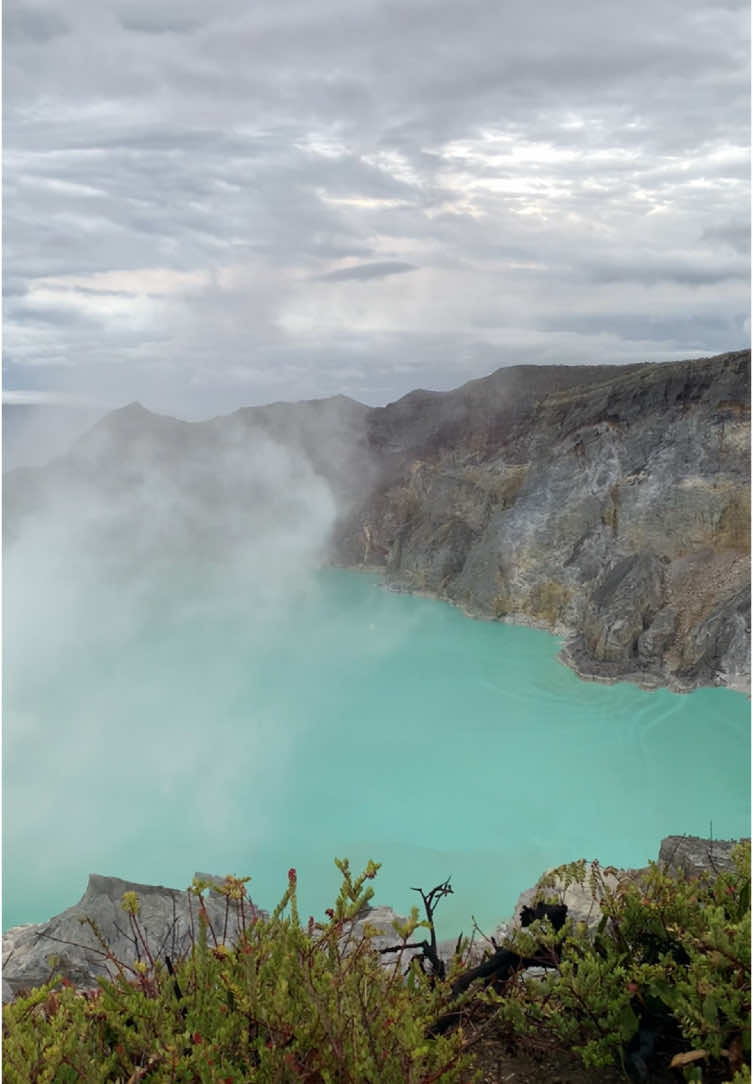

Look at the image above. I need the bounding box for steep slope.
[335,350,750,691]
[4,350,749,691]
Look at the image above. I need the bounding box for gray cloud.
[117,11,199,34]
[4,5,70,42]
[3,0,749,419]
[583,255,749,287]
[701,220,751,255]
[319,261,419,282]
[540,310,749,345]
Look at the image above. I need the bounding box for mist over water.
[4,553,749,935]
[3,412,750,937]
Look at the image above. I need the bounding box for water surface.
[3,568,749,937]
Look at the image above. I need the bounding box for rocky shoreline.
[558,634,749,695]
[363,568,749,695]
[3,836,744,1002]
[334,351,751,695]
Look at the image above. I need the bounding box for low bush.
[2,860,474,1083]
[489,841,750,1082]
[3,844,750,1083]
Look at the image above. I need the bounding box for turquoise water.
[3,567,750,937]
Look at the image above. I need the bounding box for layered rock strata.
[336,350,751,693]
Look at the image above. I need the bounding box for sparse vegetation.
[3,845,750,1083]
[490,843,750,1082]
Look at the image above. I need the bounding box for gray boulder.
[341,905,486,973]
[2,873,264,1000]
[658,835,744,878]
[492,863,624,946]
[490,834,748,948]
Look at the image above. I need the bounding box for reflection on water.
[3,569,750,936]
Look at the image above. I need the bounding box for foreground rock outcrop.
[3,837,743,1001]
[493,834,744,949]
[4,349,749,692]
[1,873,264,1002]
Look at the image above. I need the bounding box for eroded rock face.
[582,553,666,663]
[1,873,264,1001]
[657,835,742,878]
[337,350,751,693]
[5,350,749,692]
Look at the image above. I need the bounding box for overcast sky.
[3,0,750,418]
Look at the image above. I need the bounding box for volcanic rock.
[5,349,749,692]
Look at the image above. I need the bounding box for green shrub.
[3,860,475,1083]
[488,842,750,1081]
[4,846,750,1082]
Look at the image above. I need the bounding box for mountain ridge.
[4,349,749,692]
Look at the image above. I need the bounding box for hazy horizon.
[6,347,747,472]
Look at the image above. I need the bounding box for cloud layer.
[4,0,750,416]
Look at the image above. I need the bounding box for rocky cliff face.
[4,350,749,691]
[335,350,750,692]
